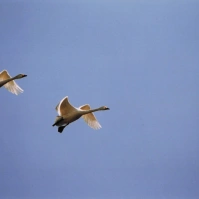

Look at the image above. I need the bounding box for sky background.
[0,1,199,199]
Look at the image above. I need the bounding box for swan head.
[101,106,110,110]
[15,74,27,79]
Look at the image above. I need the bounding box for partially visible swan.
[52,96,110,133]
[0,70,27,95]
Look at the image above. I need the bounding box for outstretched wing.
[56,96,77,116]
[0,70,23,95]
[79,104,102,130]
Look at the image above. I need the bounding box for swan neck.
[81,107,102,115]
[0,77,15,87]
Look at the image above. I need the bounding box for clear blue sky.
[0,1,199,199]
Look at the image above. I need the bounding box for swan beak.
[105,107,110,110]
[23,74,27,77]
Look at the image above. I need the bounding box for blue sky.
[0,1,199,199]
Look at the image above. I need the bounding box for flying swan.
[0,70,27,95]
[52,96,110,133]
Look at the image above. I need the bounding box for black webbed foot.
[58,124,68,133]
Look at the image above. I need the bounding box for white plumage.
[53,96,109,133]
[0,70,27,95]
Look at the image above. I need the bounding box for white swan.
[0,70,27,95]
[52,96,110,133]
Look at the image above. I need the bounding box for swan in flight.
[0,70,27,95]
[52,96,110,133]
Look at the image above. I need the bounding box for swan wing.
[0,70,23,95]
[56,96,77,116]
[79,104,102,130]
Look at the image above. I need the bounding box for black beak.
[23,74,27,77]
[105,107,110,110]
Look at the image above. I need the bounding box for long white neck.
[0,76,17,87]
[80,107,104,116]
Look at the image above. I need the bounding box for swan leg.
[52,116,63,126]
[58,125,68,133]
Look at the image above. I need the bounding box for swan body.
[0,70,27,95]
[52,96,110,133]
